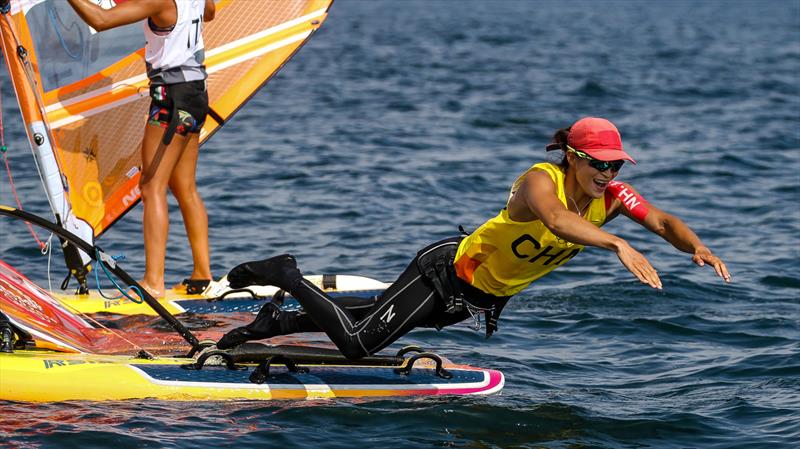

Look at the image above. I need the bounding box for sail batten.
[46,16,324,129]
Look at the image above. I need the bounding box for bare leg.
[168,132,212,281]
[139,124,191,296]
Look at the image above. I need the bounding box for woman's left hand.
[692,247,731,282]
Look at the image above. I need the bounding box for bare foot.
[136,280,165,299]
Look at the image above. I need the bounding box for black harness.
[416,237,509,337]
[149,81,208,146]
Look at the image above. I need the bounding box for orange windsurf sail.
[0,0,333,285]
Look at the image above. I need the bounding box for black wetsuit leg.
[290,296,378,335]
[218,241,504,356]
[286,259,451,359]
[237,295,376,336]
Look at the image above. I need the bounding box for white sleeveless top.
[144,0,207,85]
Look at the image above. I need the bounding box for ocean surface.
[1,0,799,447]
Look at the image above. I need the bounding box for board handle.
[395,352,453,379]
[250,355,310,384]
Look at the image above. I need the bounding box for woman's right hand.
[614,240,663,289]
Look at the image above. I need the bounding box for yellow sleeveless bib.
[454,162,607,296]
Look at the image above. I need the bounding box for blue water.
[2,0,799,447]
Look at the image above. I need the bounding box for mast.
[0,1,92,293]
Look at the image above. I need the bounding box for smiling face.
[567,151,622,198]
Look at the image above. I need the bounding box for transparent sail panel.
[23,1,142,91]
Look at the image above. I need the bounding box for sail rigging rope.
[93,248,145,303]
[0,80,47,250]
[47,269,152,356]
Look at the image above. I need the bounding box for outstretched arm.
[67,0,167,32]
[514,171,663,289]
[614,183,731,283]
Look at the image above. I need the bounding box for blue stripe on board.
[178,289,384,313]
[133,364,485,385]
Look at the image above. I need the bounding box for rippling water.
[2,0,799,447]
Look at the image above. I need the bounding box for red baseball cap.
[567,117,636,163]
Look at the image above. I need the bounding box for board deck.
[1,239,504,404]
[0,349,504,402]
[54,275,388,315]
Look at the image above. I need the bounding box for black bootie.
[216,302,303,349]
[226,254,302,291]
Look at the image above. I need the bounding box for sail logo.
[0,280,50,324]
[122,185,142,208]
[43,359,111,369]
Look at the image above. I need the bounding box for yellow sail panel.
[10,0,332,237]
[201,0,332,137]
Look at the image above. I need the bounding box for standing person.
[216,117,731,359]
[67,0,216,297]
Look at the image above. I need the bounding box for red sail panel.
[0,259,99,353]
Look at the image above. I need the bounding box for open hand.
[616,241,663,289]
[692,247,731,282]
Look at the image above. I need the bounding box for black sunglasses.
[568,147,625,172]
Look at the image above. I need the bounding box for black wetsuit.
[222,238,509,359]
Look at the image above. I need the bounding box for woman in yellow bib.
[217,117,731,359]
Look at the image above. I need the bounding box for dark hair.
[548,127,571,170]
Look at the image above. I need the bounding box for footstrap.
[181,278,211,295]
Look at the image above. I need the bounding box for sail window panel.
[23,0,142,93]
